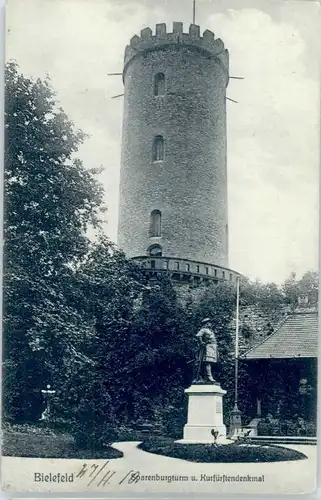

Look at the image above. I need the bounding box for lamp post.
[40,384,56,422]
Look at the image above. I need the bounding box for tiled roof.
[242,311,319,360]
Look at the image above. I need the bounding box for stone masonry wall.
[173,283,292,353]
[117,23,229,268]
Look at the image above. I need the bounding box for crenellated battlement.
[123,22,229,76]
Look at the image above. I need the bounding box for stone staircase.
[248,436,317,445]
[230,416,316,445]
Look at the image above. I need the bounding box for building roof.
[242,311,318,360]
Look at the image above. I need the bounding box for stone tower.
[118,22,239,284]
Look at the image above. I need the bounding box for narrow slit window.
[154,72,165,96]
[205,267,209,275]
[153,135,164,162]
[185,263,190,272]
[175,262,179,270]
[150,209,161,237]
[196,265,200,273]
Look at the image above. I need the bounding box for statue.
[193,318,219,384]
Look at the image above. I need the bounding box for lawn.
[2,422,161,459]
[5,424,308,463]
[138,437,308,463]
[2,426,123,459]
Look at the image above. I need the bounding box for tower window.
[149,209,161,237]
[174,262,179,270]
[205,267,209,275]
[154,72,165,96]
[230,273,233,281]
[153,135,164,162]
[222,271,225,278]
[185,263,190,272]
[147,244,162,257]
[196,265,200,273]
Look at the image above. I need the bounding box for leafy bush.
[3,422,57,436]
[115,426,146,442]
[138,437,307,463]
[305,422,317,437]
[161,404,186,439]
[258,417,316,437]
[241,324,253,340]
[72,422,119,450]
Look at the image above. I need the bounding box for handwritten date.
[76,462,140,487]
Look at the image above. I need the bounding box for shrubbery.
[138,437,307,463]
[72,423,119,450]
[3,422,57,436]
[258,417,316,437]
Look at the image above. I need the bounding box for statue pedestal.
[179,384,227,443]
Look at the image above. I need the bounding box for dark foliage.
[138,437,307,463]
[258,417,316,437]
[4,62,106,422]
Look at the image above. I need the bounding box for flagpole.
[234,276,240,408]
[229,276,242,437]
[192,0,196,24]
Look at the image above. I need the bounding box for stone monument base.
[178,383,227,443]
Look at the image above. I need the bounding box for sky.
[6,0,321,283]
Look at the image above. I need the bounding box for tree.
[239,277,285,312]
[61,264,197,442]
[283,271,319,306]
[55,236,148,444]
[127,276,192,424]
[4,62,106,421]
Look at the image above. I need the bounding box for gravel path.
[1,441,316,494]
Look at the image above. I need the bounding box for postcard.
[2,0,320,495]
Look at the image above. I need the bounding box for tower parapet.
[124,22,229,80]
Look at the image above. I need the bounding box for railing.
[132,255,241,283]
